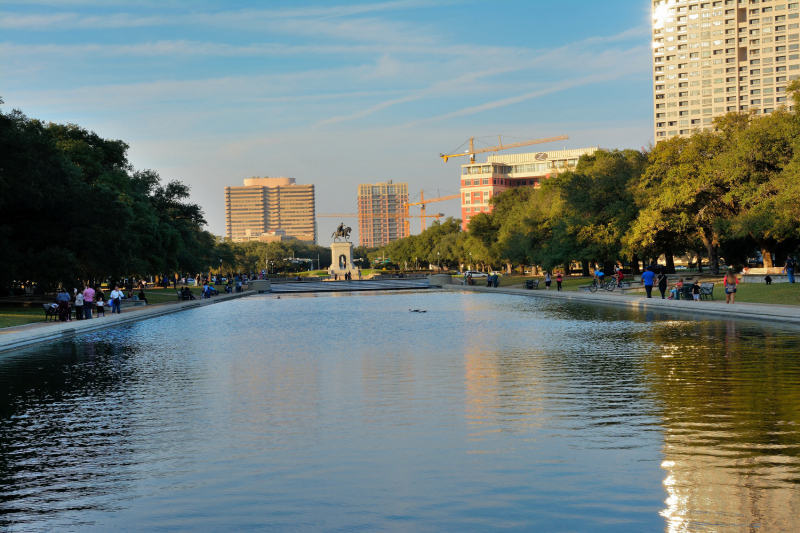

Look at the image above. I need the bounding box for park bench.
[43,303,59,322]
[700,282,715,300]
[524,279,540,290]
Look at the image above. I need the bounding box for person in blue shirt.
[593,269,605,284]
[641,267,656,298]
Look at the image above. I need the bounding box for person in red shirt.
[613,267,625,287]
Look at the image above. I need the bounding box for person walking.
[56,287,71,322]
[641,267,655,298]
[545,271,552,290]
[724,269,740,304]
[657,269,669,299]
[74,289,84,320]
[785,255,796,284]
[82,284,95,319]
[110,285,123,314]
[556,272,563,292]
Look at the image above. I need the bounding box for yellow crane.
[440,134,569,163]
[405,192,461,232]
[317,212,446,230]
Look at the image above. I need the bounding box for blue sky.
[1,0,653,243]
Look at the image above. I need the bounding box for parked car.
[463,270,488,278]
[185,278,195,283]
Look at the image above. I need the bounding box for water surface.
[1,291,799,531]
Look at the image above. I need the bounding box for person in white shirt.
[109,285,124,314]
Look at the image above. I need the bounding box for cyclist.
[593,268,606,286]
[613,267,625,287]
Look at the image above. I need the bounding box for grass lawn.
[454,274,592,291]
[732,283,800,306]
[0,307,46,329]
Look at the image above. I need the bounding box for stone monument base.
[329,241,360,278]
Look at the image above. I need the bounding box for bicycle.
[589,278,617,292]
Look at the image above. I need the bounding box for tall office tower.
[653,0,799,144]
[357,180,409,247]
[225,177,316,243]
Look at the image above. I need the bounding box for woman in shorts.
[724,269,739,304]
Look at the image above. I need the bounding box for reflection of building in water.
[647,320,800,531]
[462,344,549,439]
[660,428,800,531]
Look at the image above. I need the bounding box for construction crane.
[317,212,445,226]
[440,134,569,163]
[405,192,460,232]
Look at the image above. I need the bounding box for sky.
[1,0,654,245]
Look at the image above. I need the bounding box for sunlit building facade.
[459,147,602,231]
[652,0,799,143]
[357,180,409,247]
[225,177,316,243]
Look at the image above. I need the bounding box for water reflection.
[0,292,798,531]
[641,319,800,531]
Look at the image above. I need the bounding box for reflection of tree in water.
[639,319,800,531]
[0,338,137,528]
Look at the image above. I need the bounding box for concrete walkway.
[0,291,256,355]
[445,284,800,326]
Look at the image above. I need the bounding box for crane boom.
[440,135,569,162]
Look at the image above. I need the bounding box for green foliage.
[0,108,218,290]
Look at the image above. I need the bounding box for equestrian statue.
[332,222,351,242]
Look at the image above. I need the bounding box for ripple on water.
[1,291,799,532]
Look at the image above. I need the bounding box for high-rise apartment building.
[653,0,798,143]
[225,177,316,243]
[460,148,601,230]
[357,180,409,247]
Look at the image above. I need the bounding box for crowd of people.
[51,284,145,322]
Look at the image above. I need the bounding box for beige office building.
[652,0,799,143]
[357,180,409,247]
[225,177,316,243]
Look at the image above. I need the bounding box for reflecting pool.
[1,291,799,531]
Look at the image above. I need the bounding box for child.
[556,272,563,292]
[95,296,105,317]
[765,275,772,285]
[669,278,684,299]
[691,280,701,301]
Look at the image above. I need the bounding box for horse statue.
[332,222,352,242]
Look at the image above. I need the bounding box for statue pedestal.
[329,241,360,278]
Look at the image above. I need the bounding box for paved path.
[446,285,800,325]
[0,291,256,355]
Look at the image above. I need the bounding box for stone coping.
[444,285,800,326]
[0,291,256,356]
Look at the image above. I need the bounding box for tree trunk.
[603,260,616,276]
[665,249,676,274]
[506,262,512,274]
[700,231,719,275]
[761,246,774,268]
[581,260,590,277]
[631,254,641,275]
[532,265,539,275]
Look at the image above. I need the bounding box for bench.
[524,279,540,290]
[43,303,59,322]
[700,282,715,300]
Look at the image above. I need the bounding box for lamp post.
[437,251,440,271]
